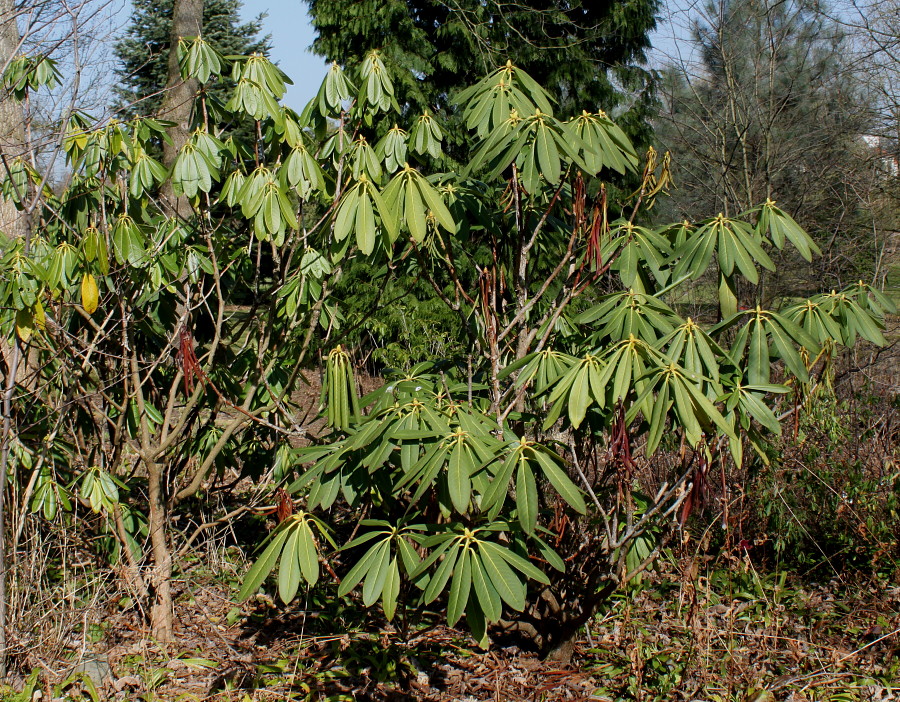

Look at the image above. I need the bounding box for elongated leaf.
[749,320,768,385]
[362,540,391,606]
[297,519,320,585]
[447,548,472,625]
[278,526,302,603]
[81,273,99,314]
[481,450,517,514]
[338,538,386,597]
[646,382,670,455]
[382,557,400,620]
[477,544,525,611]
[481,540,549,584]
[516,461,538,533]
[447,441,472,513]
[470,551,502,622]
[356,191,376,255]
[424,542,460,604]
[532,449,586,513]
[567,365,591,428]
[416,176,455,233]
[239,526,293,601]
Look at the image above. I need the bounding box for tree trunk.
[538,580,618,664]
[147,459,174,641]
[0,341,19,678]
[0,0,24,677]
[145,0,204,641]
[158,0,203,219]
[0,0,24,239]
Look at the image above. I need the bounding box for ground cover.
[4,551,897,701]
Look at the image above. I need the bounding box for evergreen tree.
[306,0,661,368]
[113,0,270,118]
[306,0,659,156]
[656,0,874,292]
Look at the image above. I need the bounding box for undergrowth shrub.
[746,374,899,576]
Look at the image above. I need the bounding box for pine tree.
[306,0,659,156]
[656,0,873,291]
[113,0,270,118]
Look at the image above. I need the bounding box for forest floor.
[9,552,898,702]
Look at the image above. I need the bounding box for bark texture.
[147,460,174,641]
[0,0,25,239]
[158,0,203,219]
[0,0,23,675]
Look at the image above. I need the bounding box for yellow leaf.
[33,300,46,330]
[15,308,32,342]
[81,273,99,314]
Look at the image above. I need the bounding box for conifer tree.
[307,0,661,367]
[113,0,270,118]
[656,0,873,292]
[306,0,660,156]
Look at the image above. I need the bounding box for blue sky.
[239,0,328,110]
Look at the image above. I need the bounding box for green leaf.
[355,190,376,255]
[362,540,391,606]
[470,551,502,622]
[481,540,549,585]
[768,322,809,381]
[447,548,472,626]
[417,176,456,233]
[278,526,302,603]
[567,365,591,428]
[448,441,471,513]
[532,449,586,513]
[749,319,769,385]
[533,535,565,572]
[368,181,399,243]
[477,544,525,611]
[239,525,293,601]
[516,460,538,533]
[536,123,560,183]
[334,188,360,242]
[382,557,401,620]
[339,539,385,597]
[645,383,670,455]
[297,519,320,585]
[405,178,427,242]
[481,450,517,515]
[397,536,421,575]
[424,541,460,604]
[739,388,782,434]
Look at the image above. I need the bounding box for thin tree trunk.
[0,0,24,239]
[0,0,24,677]
[0,341,19,678]
[158,0,203,219]
[144,0,203,641]
[147,459,174,641]
[0,0,33,389]
[0,0,23,239]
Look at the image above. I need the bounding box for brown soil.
[32,561,898,702]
